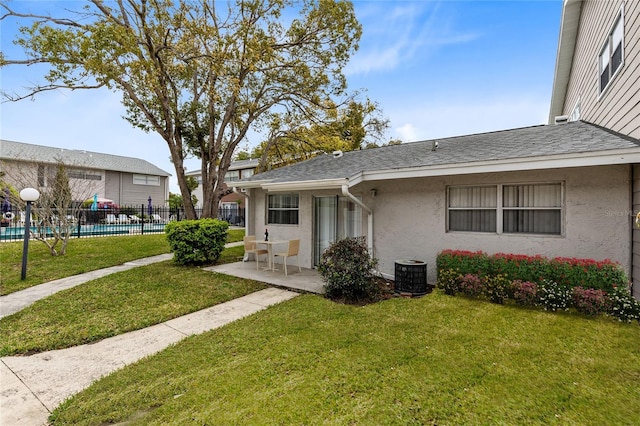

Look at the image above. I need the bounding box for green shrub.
[436,250,490,277]
[459,274,483,298]
[537,279,571,312]
[512,281,539,306]
[437,268,462,296]
[318,236,379,304]
[484,274,512,304]
[608,286,640,323]
[571,287,610,316]
[165,219,229,265]
[436,250,628,293]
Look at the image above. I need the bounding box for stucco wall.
[369,165,631,284]
[247,165,632,286]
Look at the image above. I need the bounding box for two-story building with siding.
[549,0,640,297]
[186,158,258,224]
[1,140,171,207]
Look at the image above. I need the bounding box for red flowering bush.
[512,281,539,306]
[436,250,627,293]
[572,286,610,316]
[459,274,483,297]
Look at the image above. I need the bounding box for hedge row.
[437,269,640,323]
[436,250,628,293]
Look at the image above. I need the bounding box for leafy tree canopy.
[1,0,362,218]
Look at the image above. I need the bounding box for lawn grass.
[50,291,640,425]
[0,234,170,295]
[0,229,245,296]
[0,258,265,355]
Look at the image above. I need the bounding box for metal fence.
[0,204,245,242]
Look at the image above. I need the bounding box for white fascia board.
[232,180,272,189]
[349,149,640,184]
[261,178,348,192]
[548,0,582,123]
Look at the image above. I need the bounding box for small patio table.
[255,240,288,271]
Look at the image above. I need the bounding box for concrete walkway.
[0,241,317,425]
[0,254,174,319]
[1,287,298,426]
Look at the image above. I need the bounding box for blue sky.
[1,0,563,192]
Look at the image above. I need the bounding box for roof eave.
[548,0,583,124]
[236,178,348,192]
[354,148,640,183]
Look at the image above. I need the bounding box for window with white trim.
[224,170,239,183]
[599,10,624,93]
[268,193,299,225]
[448,183,562,235]
[448,186,497,232]
[241,169,254,179]
[133,174,160,186]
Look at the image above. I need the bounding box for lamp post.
[20,188,40,280]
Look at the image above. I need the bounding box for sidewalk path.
[0,241,302,426]
[0,241,245,319]
[0,254,174,319]
[1,287,299,425]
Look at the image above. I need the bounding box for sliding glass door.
[313,196,362,265]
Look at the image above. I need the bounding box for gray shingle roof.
[0,140,171,176]
[249,121,640,184]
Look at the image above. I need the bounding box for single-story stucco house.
[236,121,640,297]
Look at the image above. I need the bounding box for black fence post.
[141,204,145,235]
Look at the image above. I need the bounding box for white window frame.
[569,97,580,122]
[599,7,624,95]
[133,174,161,186]
[240,169,254,180]
[447,182,564,236]
[224,170,239,183]
[267,193,299,225]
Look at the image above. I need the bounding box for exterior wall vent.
[332,150,343,158]
[554,115,569,125]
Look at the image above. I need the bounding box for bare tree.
[2,159,98,255]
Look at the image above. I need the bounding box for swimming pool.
[0,223,167,241]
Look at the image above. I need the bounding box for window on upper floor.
[569,98,580,122]
[599,10,624,94]
[133,174,160,186]
[241,169,254,179]
[447,183,563,235]
[224,170,239,183]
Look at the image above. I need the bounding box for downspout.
[341,184,374,257]
[233,187,251,262]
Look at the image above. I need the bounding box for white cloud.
[388,96,551,143]
[395,123,419,142]
[346,1,480,76]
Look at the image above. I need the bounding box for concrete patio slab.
[203,261,325,294]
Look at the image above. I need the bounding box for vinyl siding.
[105,171,168,207]
[563,0,640,138]
[633,164,640,299]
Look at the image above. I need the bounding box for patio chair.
[129,215,141,223]
[118,214,131,223]
[18,211,36,227]
[105,213,118,224]
[244,235,268,270]
[274,239,301,276]
[151,214,164,224]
